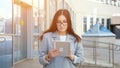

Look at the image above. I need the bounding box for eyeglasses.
[56,21,67,26]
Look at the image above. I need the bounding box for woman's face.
[56,15,68,34]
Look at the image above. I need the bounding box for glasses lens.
[57,21,67,26]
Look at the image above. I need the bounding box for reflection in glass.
[96,18,99,23]
[33,0,38,8]
[49,0,57,23]
[33,8,39,34]
[38,0,45,33]
[90,17,93,28]
[33,38,39,57]
[83,17,87,32]
[118,1,120,7]
[33,0,45,57]
[0,19,5,34]
[0,36,12,68]
[13,4,27,63]
[0,0,12,34]
[0,0,13,68]
[102,18,104,26]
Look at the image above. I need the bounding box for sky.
[0,0,12,19]
[0,0,45,19]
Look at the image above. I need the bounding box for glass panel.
[33,8,39,33]
[33,7,39,57]
[96,18,99,23]
[38,11,45,33]
[58,0,63,10]
[64,2,76,31]
[33,0,38,8]
[39,0,44,9]
[118,0,120,7]
[102,18,104,26]
[0,19,5,34]
[0,0,13,68]
[33,37,39,57]
[107,18,111,30]
[90,17,94,28]
[0,36,12,68]
[83,17,87,32]
[0,0,12,34]
[49,0,57,23]
[13,4,27,62]
[33,0,45,57]
[38,0,45,32]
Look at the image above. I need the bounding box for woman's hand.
[69,51,74,61]
[46,49,60,61]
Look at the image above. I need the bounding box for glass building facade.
[0,0,58,68]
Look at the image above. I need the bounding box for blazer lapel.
[66,34,75,42]
[52,31,59,40]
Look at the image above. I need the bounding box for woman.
[39,9,84,68]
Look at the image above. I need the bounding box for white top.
[59,35,66,41]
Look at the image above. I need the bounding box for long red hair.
[39,9,81,42]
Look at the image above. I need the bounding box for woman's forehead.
[57,15,66,20]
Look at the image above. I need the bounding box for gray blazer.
[39,31,84,68]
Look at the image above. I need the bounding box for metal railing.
[80,39,120,68]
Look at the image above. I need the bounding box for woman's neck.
[58,31,67,36]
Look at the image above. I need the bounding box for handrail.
[82,39,120,51]
[82,39,120,46]
[82,39,116,68]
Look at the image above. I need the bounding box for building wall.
[65,0,120,36]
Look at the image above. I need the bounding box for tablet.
[53,41,70,56]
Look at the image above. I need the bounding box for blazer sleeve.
[39,35,50,65]
[73,42,84,64]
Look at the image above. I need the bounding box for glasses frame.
[56,21,67,26]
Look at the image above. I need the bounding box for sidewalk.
[14,58,42,68]
[14,58,110,68]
